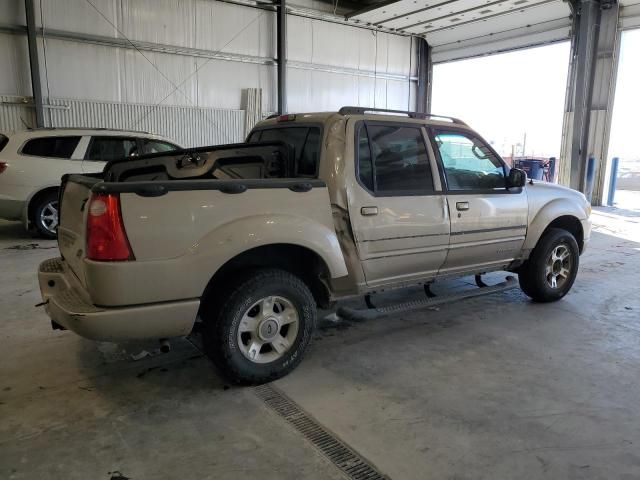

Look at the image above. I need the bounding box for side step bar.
[337,276,518,321]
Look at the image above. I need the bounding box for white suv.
[0,128,181,238]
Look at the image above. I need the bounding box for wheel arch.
[524,198,587,254]
[200,243,334,312]
[24,185,59,228]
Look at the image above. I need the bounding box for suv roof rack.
[338,106,467,126]
[26,127,151,134]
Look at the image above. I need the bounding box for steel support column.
[559,0,620,204]
[277,0,287,114]
[416,37,432,114]
[24,0,44,127]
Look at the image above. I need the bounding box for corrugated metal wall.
[0,0,417,144]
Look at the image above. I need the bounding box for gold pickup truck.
[38,107,592,384]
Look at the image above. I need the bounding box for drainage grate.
[255,384,388,480]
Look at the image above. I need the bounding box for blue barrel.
[514,159,544,180]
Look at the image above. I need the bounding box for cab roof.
[255,106,469,130]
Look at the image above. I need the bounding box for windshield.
[248,126,321,177]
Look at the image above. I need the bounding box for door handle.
[361,206,378,216]
[456,201,470,211]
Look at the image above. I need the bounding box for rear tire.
[518,228,580,302]
[202,269,316,384]
[32,191,59,239]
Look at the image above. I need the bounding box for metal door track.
[338,276,518,321]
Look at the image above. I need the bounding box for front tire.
[518,228,580,302]
[33,191,59,239]
[202,269,316,384]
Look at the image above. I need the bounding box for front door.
[430,129,528,275]
[347,121,450,287]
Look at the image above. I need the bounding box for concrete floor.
[1,209,639,480]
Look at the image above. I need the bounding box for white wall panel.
[0,33,31,96]
[119,48,198,106]
[195,1,275,58]
[43,39,121,101]
[0,0,25,25]
[2,0,416,142]
[196,58,276,111]
[39,0,119,38]
[120,0,196,47]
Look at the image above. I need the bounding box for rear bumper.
[38,257,199,341]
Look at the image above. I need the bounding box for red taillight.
[0,162,7,174]
[86,193,134,261]
[276,114,296,122]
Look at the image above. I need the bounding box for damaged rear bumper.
[38,257,199,341]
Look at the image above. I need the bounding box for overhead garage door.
[349,0,573,62]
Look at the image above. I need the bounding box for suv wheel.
[33,191,59,239]
[202,269,316,384]
[518,228,580,302]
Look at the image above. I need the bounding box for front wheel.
[202,269,316,384]
[518,228,580,302]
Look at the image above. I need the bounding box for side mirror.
[507,168,527,188]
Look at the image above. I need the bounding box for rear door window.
[85,137,138,161]
[249,126,321,177]
[21,136,81,158]
[357,123,434,195]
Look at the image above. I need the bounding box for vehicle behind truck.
[38,107,592,384]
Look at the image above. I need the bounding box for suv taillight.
[86,193,134,261]
[0,162,7,175]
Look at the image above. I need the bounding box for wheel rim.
[40,200,59,234]
[545,243,572,290]
[237,295,300,364]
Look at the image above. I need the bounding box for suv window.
[248,126,321,177]
[433,131,506,191]
[21,136,81,158]
[140,139,178,155]
[86,137,138,161]
[357,123,434,194]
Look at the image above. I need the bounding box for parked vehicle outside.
[38,108,592,384]
[0,128,180,238]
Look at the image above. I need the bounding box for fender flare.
[523,198,586,252]
[192,213,349,280]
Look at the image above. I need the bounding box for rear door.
[430,128,528,274]
[82,136,138,173]
[347,120,450,287]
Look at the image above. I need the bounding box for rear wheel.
[202,269,316,384]
[518,228,579,302]
[33,192,59,239]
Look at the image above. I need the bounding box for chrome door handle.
[456,201,470,211]
[361,206,378,216]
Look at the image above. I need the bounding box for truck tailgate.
[57,175,99,287]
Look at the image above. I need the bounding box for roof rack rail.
[337,106,467,126]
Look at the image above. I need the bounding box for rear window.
[21,136,81,159]
[0,134,8,153]
[248,126,321,176]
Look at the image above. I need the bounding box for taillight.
[0,162,7,174]
[86,193,134,261]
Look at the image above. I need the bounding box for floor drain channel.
[255,384,388,480]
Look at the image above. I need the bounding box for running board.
[337,276,518,321]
